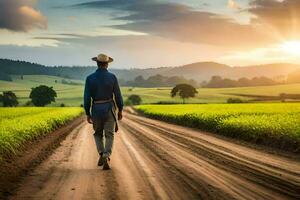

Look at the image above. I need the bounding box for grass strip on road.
[135,103,300,152]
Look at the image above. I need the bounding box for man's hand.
[87,115,93,124]
[118,111,123,120]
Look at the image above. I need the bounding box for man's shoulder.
[86,72,96,80]
[107,70,117,78]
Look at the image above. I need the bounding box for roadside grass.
[1,75,300,106]
[0,107,83,159]
[135,103,300,152]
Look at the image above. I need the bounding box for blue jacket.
[84,68,123,118]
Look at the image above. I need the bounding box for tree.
[147,74,165,87]
[126,95,142,105]
[134,76,145,86]
[279,93,287,102]
[0,91,18,107]
[204,76,223,88]
[30,85,57,106]
[203,76,278,88]
[126,74,199,88]
[237,77,251,87]
[171,84,198,104]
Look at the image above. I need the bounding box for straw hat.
[92,54,113,63]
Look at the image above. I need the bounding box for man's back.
[84,68,123,118]
[87,68,116,100]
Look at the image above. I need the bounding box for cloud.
[0,34,227,67]
[249,0,300,39]
[70,0,276,49]
[0,0,47,32]
[34,33,86,40]
[228,0,241,10]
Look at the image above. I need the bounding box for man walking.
[84,53,123,170]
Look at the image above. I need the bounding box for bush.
[155,101,178,104]
[0,91,18,107]
[227,98,245,103]
[60,103,65,107]
[25,101,33,106]
[61,79,82,85]
[126,95,142,105]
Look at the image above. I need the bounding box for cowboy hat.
[92,54,113,63]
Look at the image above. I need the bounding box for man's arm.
[84,77,93,123]
[113,76,124,120]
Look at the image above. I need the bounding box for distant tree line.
[0,72,12,81]
[0,59,96,80]
[1,58,300,88]
[124,74,198,88]
[202,76,280,88]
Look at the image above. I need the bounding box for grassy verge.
[0,107,83,159]
[135,103,300,152]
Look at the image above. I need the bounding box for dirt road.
[10,112,300,200]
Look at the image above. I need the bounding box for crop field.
[1,75,300,106]
[135,103,300,151]
[0,107,83,159]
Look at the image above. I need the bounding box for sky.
[0,0,300,68]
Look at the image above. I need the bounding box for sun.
[280,40,300,55]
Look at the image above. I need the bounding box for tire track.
[125,114,300,198]
[121,123,232,200]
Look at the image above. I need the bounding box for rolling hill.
[162,62,300,81]
[0,59,299,83]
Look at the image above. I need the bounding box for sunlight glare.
[280,41,300,55]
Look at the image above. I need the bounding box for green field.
[0,75,300,106]
[135,103,300,151]
[0,107,83,159]
[0,75,84,106]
